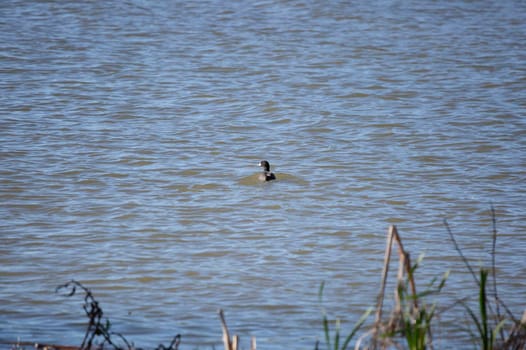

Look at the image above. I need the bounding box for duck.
[258,160,276,181]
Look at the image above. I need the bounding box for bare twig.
[156,335,181,350]
[56,280,120,350]
[56,280,180,350]
[443,219,479,286]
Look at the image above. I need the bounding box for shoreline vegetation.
[6,209,526,350]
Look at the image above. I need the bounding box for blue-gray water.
[1,0,525,349]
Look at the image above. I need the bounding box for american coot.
[259,160,276,181]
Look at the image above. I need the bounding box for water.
[1,0,525,348]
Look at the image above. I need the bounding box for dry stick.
[504,310,526,348]
[389,226,418,335]
[373,225,395,349]
[392,228,406,330]
[232,335,239,350]
[392,227,418,309]
[384,249,406,335]
[219,309,232,350]
[354,328,375,350]
[443,219,479,286]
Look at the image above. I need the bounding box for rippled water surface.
[1,0,525,348]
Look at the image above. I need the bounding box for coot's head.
[259,160,271,172]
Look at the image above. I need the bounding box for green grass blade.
[334,319,340,350]
[463,303,484,342]
[318,281,325,304]
[323,315,331,350]
[341,308,373,350]
[479,270,489,350]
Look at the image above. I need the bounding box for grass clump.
[444,206,526,350]
[395,254,447,350]
[348,207,525,350]
[355,225,449,350]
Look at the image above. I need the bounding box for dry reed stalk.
[371,225,422,349]
[372,225,395,349]
[391,225,418,309]
[232,335,239,350]
[218,309,256,350]
[219,309,233,350]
